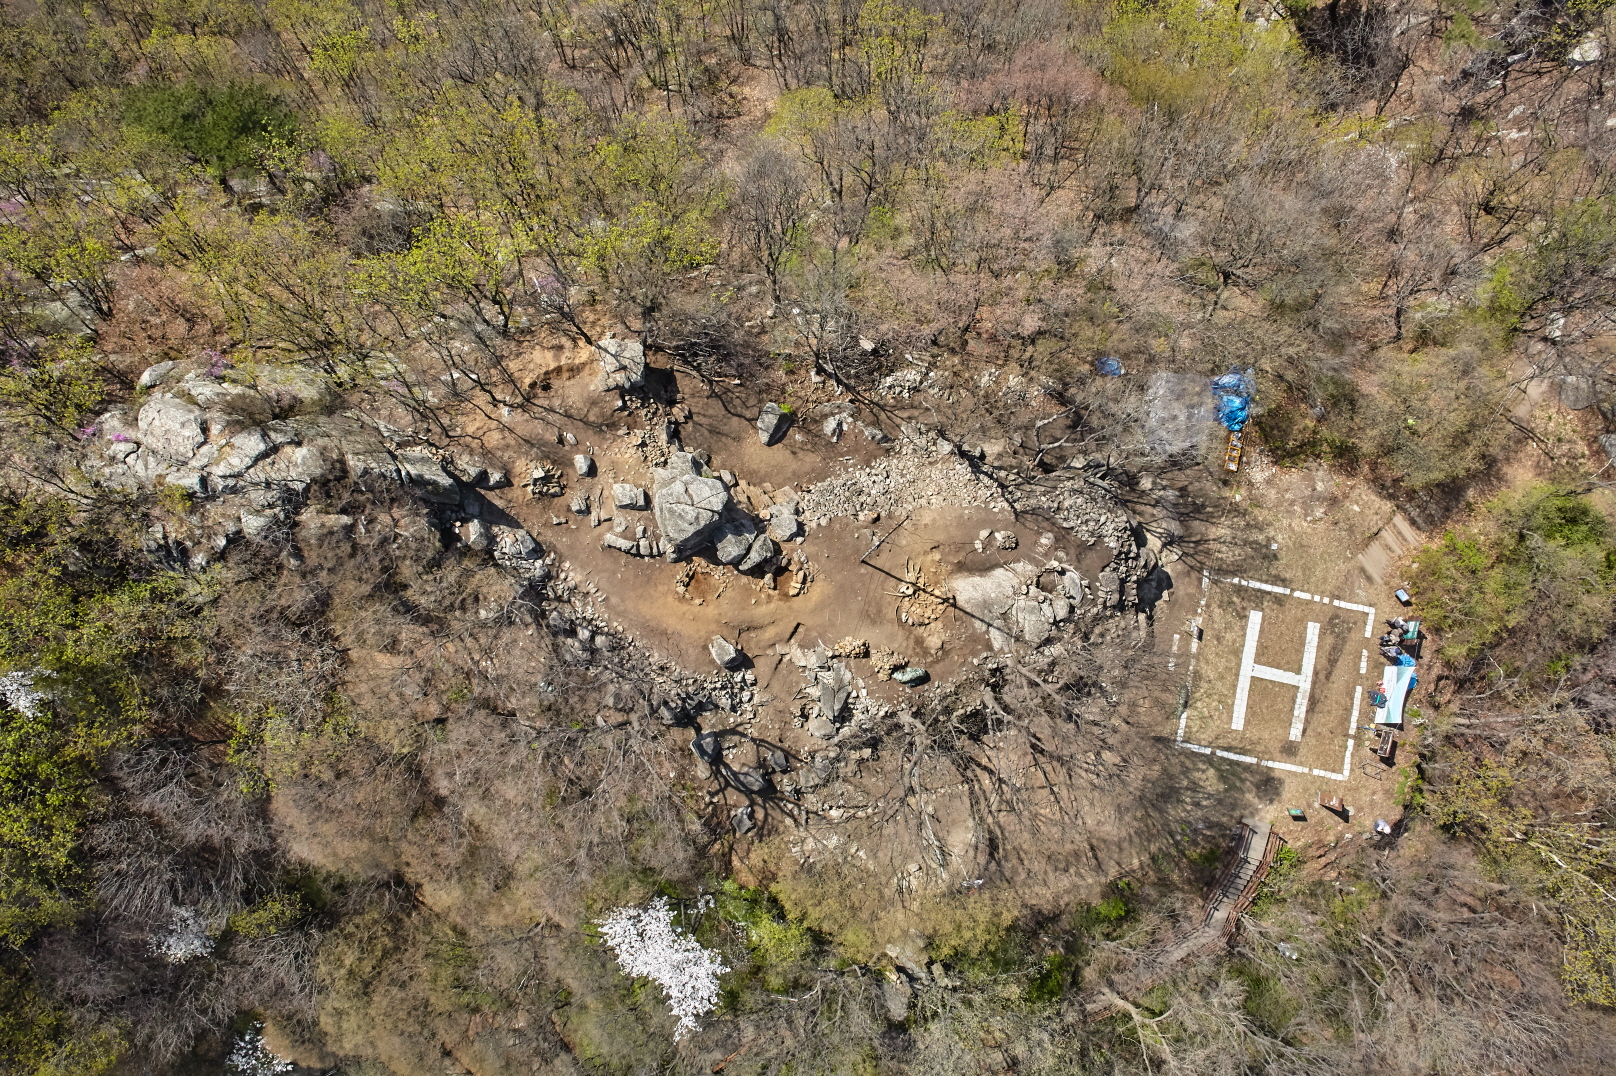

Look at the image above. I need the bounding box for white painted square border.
[1174,570,1375,782]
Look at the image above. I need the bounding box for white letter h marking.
[1231,610,1319,741]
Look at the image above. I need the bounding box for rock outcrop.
[652,452,731,559]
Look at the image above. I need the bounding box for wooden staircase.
[1073,819,1284,1020]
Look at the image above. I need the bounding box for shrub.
[124,82,295,178]
[1408,484,1616,676]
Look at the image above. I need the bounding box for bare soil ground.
[394,329,1612,911]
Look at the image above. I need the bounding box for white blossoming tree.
[0,668,49,716]
[226,1023,293,1076]
[596,896,728,1041]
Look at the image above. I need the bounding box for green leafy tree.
[123,81,296,184]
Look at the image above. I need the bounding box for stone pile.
[796,428,1008,522]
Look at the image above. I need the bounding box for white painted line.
[1343,737,1355,777]
[1311,767,1348,781]
[1247,580,1291,595]
[1215,749,1259,763]
[1231,610,1263,730]
[1168,633,1180,671]
[1262,759,1311,774]
[1350,684,1363,727]
[1202,569,1210,591]
[1332,599,1373,613]
[1177,707,1188,740]
[1252,663,1302,686]
[1288,621,1321,740]
[1360,649,1368,674]
[1178,742,1212,754]
[1293,590,1312,601]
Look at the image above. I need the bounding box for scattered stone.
[994,530,1018,550]
[886,933,931,979]
[728,766,768,794]
[692,731,721,763]
[757,402,793,446]
[492,525,540,562]
[807,713,837,739]
[1559,375,1595,411]
[766,748,790,772]
[1569,31,1603,66]
[240,511,277,539]
[892,666,929,686]
[859,422,892,445]
[613,483,649,510]
[570,491,590,515]
[714,519,760,565]
[573,454,595,477]
[464,519,492,550]
[710,635,745,670]
[731,804,756,835]
[602,533,638,553]
[818,662,854,721]
[137,360,178,389]
[880,979,911,1021]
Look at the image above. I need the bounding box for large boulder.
[757,403,792,446]
[396,451,461,503]
[654,455,730,558]
[595,337,646,391]
[138,396,206,461]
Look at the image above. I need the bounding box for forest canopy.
[1,1,1616,1075]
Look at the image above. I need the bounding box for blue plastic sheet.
[1397,654,1416,668]
[1210,367,1255,430]
[1095,356,1124,376]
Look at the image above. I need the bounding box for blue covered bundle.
[1210,368,1255,431]
[1095,356,1124,376]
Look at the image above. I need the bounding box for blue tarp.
[1210,368,1255,431]
[1096,356,1124,376]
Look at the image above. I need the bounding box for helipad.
[1176,571,1379,782]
